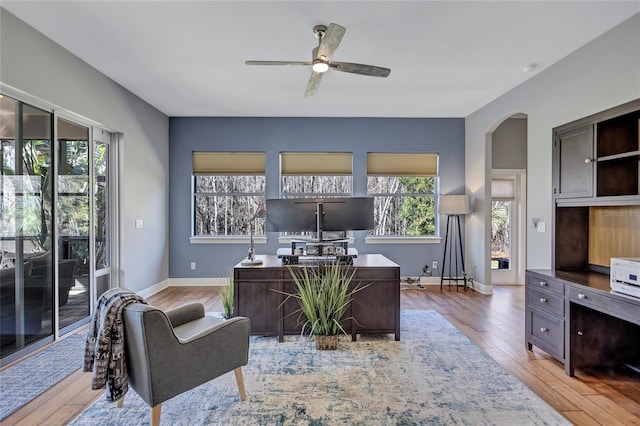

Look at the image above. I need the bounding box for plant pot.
[316,335,338,350]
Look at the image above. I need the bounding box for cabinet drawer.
[526,274,564,296]
[568,286,640,326]
[528,286,564,317]
[529,308,564,360]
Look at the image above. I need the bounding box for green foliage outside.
[398,177,436,236]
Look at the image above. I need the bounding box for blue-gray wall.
[169,117,465,278]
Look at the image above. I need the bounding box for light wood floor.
[2,285,639,425]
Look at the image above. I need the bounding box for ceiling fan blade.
[317,23,346,60]
[304,72,323,97]
[331,61,391,77]
[245,60,311,66]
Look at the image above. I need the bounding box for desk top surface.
[234,253,399,269]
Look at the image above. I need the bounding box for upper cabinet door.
[553,125,594,199]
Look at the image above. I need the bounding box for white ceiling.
[3,1,639,118]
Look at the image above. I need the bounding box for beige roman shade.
[193,152,265,175]
[491,179,515,200]
[280,152,352,175]
[367,153,438,176]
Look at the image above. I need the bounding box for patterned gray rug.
[71,310,569,425]
[0,333,85,420]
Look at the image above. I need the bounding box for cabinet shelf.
[597,150,639,162]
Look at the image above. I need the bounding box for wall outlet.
[432,261,438,269]
[135,219,143,229]
[190,262,196,270]
[536,222,546,232]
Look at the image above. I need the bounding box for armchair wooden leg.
[116,397,124,408]
[234,367,247,401]
[151,404,161,426]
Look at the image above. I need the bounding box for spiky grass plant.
[285,262,365,336]
[220,271,234,319]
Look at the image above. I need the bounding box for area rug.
[0,333,85,420]
[71,310,569,425]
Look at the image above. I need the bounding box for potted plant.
[284,262,366,350]
[220,271,234,319]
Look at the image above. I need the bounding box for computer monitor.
[265,197,374,234]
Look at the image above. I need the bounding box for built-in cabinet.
[526,99,640,376]
[553,100,640,202]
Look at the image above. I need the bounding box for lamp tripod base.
[241,258,263,266]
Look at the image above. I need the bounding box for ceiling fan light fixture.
[312,60,329,73]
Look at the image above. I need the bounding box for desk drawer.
[568,286,640,326]
[526,273,564,296]
[529,308,564,360]
[528,286,564,317]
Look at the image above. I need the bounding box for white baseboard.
[137,279,171,299]
[471,280,493,295]
[169,277,228,287]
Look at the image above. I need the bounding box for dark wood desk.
[526,269,640,376]
[233,254,400,342]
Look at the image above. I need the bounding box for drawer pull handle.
[539,281,547,287]
[578,293,587,300]
[540,298,547,303]
[540,327,548,333]
[577,331,583,336]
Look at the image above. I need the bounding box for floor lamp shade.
[439,194,470,215]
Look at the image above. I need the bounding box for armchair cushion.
[165,302,205,328]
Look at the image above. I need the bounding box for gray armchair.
[120,302,250,425]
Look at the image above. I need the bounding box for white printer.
[610,257,640,298]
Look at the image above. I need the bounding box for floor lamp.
[439,194,471,291]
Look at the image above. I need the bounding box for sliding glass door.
[57,119,91,332]
[1,96,54,359]
[1,94,118,364]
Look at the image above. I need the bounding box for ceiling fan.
[245,23,391,97]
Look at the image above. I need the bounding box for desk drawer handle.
[540,327,548,333]
[539,298,547,303]
[578,293,587,300]
[539,281,547,287]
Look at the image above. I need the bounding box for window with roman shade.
[192,152,265,237]
[367,153,439,237]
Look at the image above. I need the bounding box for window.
[367,153,438,237]
[280,152,352,198]
[192,152,265,237]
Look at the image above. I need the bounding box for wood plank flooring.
[2,285,639,425]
